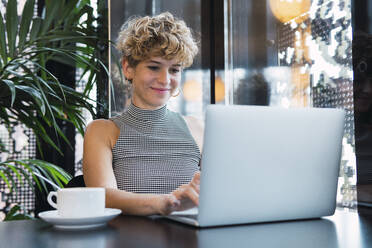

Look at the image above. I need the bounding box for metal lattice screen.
[276,0,356,208]
[0,123,37,219]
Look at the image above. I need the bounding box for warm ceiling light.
[269,0,311,23]
[215,77,225,103]
[183,77,225,102]
[183,79,202,102]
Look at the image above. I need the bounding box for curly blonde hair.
[116,12,198,68]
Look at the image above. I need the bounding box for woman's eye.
[170,68,180,74]
[148,66,159,71]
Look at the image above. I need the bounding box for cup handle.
[47,191,58,209]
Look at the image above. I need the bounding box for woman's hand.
[157,172,200,215]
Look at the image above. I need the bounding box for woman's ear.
[122,59,134,80]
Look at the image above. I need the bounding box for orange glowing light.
[269,0,311,23]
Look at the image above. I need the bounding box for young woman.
[83,12,203,215]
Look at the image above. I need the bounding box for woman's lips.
[151,87,170,94]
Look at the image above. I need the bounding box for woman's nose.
[158,69,170,85]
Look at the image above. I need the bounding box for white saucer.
[38,208,122,229]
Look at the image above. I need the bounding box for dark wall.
[352,0,372,205]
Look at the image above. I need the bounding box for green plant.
[0,0,108,218]
[3,205,35,221]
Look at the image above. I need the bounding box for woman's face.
[123,57,182,110]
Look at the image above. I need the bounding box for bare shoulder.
[83,119,119,188]
[85,119,120,148]
[85,119,119,137]
[86,119,118,132]
[183,116,204,151]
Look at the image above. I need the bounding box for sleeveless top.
[110,103,201,194]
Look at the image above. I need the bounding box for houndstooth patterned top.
[110,103,201,194]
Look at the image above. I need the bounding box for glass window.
[224,0,356,208]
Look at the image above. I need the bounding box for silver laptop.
[166,105,345,227]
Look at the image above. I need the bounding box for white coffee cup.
[47,187,105,218]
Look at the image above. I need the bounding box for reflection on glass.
[198,219,338,248]
[235,73,270,106]
[225,0,355,207]
[39,226,116,248]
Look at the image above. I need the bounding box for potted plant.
[0,0,108,219]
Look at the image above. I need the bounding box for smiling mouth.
[151,87,170,92]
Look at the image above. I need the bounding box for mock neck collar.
[126,102,167,121]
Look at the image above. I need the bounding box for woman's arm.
[82,119,199,215]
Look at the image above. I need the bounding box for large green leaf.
[0,107,10,124]
[15,59,60,96]
[14,84,46,115]
[8,172,19,193]
[33,47,98,69]
[12,164,34,188]
[37,35,99,44]
[1,159,72,192]
[0,169,11,189]
[2,79,16,107]
[5,0,18,57]
[3,163,24,187]
[4,205,35,221]
[17,63,57,118]
[29,159,72,186]
[12,109,64,155]
[29,17,42,42]
[2,166,17,192]
[41,0,62,35]
[53,0,80,28]
[0,13,7,65]
[63,0,91,28]
[18,0,35,51]
[32,166,53,191]
[15,55,66,100]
